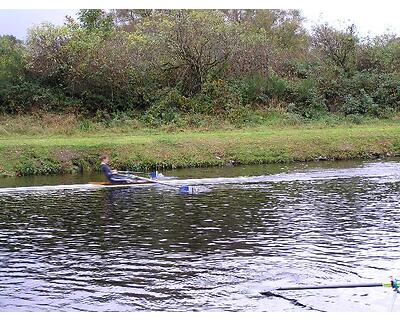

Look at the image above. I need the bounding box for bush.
[1,81,81,113]
[286,79,328,119]
[78,119,93,132]
[15,151,62,176]
[312,65,400,117]
[237,74,269,104]
[345,114,365,124]
[186,79,242,115]
[337,72,399,116]
[0,11,399,122]
[232,73,289,106]
[227,105,264,127]
[342,94,364,115]
[141,88,187,126]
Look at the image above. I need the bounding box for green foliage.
[0,36,24,83]
[226,105,265,127]
[265,74,290,101]
[342,94,367,115]
[235,73,327,119]
[0,35,25,110]
[0,10,398,121]
[312,24,358,74]
[316,70,400,116]
[199,79,242,113]
[71,156,99,173]
[287,79,328,119]
[237,74,270,104]
[141,88,186,125]
[233,73,291,107]
[1,81,80,113]
[15,150,62,176]
[345,114,365,124]
[77,9,114,31]
[78,119,93,132]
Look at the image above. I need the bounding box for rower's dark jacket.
[101,163,113,181]
[101,163,133,183]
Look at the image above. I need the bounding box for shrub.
[227,105,264,127]
[237,74,269,104]
[141,88,186,126]
[15,151,62,176]
[1,81,81,113]
[286,79,328,119]
[232,73,290,106]
[0,11,399,122]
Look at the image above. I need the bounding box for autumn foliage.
[0,9,399,122]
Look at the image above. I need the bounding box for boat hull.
[89,180,153,186]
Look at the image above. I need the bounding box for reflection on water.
[1,160,400,311]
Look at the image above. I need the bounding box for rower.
[99,155,135,184]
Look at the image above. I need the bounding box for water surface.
[1,159,400,311]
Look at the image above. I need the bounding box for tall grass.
[1,110,398,137]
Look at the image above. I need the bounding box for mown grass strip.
[1,124,399,177]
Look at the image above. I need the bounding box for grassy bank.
[1,114,400,177]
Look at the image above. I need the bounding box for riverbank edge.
[1,125,400,177]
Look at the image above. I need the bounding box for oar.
[260,280,399,295]
[122,172,195,194]
[116,170,144,174]
[116,170,160,178]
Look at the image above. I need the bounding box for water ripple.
[1,161,400,311]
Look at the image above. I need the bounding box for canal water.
[1,160,400,311]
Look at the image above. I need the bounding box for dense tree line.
[0,9,399,122]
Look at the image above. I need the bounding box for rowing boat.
[0,180,159,193]
[0,174,272,194]
[89,180,154,186]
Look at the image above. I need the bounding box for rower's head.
[100,155,109,164]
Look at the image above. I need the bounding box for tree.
[133,10,273,95]
[0,35,25,82]
[25,23,73,87]
[0,35,26,109]
[312,24,358,74]
[220,10,309,76]
[77,9,114,31]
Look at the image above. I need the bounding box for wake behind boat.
[1,163,392,194]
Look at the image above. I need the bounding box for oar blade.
[149,171,159,179]
[123,171,196,195]
[260,291,275,296]
[179,185,195,194]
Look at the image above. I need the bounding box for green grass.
[1,110,398,137]
[1,120,400,177]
